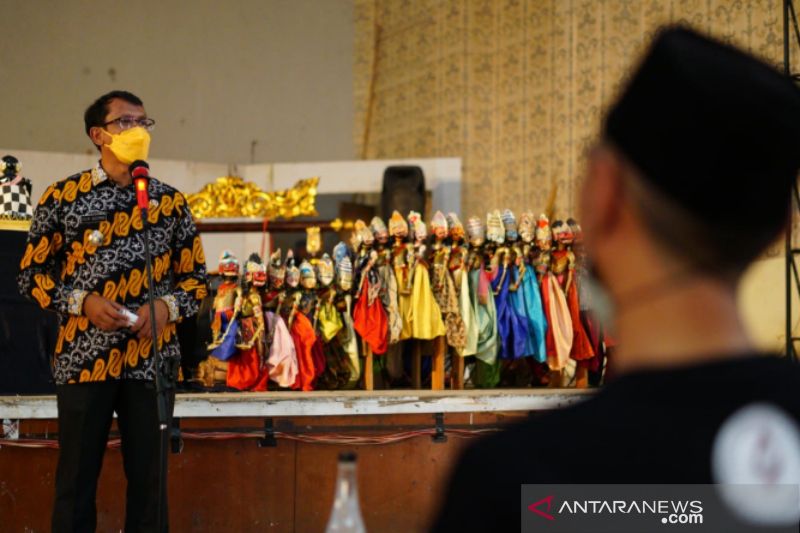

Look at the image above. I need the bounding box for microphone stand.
[141,205,170,533]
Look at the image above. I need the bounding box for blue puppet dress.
[514,264,547,363]
[491,260,531,360]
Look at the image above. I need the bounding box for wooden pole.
[411,341,422,389]
[548,369,563,388]
[362,340,374,391]
[431,336,445,390]
[451,353,464,390]
[574,363,589,389]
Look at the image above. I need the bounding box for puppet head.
[244,253,266,287]
[268,249,285,289]
[501,209,518,242]
[285,250,300,288]
[353,219,374,248]
[336,255,353,292]
[446,212,465,242]
[317,253,335,287]
[551,219,574,246]
[430,211,448,240]
[467,216,485,247]
[567,218,583,245]
[519,211,535,243]
[486,210,505,244]
[218,250,240,278]
[535,214,553,251]
[389,210,409,240]
[370,216,389,244]
[299,260,317,289]
[408,211,427,243]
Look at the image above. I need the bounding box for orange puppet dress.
[539,274,556,360]
[290,311,319,391]
[227,291,268,391]
[353,272,388,354]
[566,274,595,361]
[544,250,573,371]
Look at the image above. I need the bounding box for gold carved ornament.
[187,176,319,220]
[306,226,322,256]
[328,218,354,233]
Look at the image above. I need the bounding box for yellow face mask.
[102,127,150,165]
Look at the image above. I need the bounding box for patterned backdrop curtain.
[354,0,785,219]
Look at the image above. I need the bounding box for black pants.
[52,380,174,533]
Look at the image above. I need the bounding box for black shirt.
[431,355,800,532]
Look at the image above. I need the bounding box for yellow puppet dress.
[393,246,414,340]
[408,260,446,340]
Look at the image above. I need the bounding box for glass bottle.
[324,451,366,533]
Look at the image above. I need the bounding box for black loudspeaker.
[0,229,57,394]
[380,166,426,218]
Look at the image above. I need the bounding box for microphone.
[128,157,168,532]
[129,160,150,210]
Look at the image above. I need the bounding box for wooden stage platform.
[0,388,589,419]
[0,389,591,532]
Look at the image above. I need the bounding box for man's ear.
[88,127,108,150]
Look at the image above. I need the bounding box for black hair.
[83,90,144,136]
[621,157,780,283]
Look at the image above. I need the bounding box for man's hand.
[131,300,169,340]
[83,294,130,331]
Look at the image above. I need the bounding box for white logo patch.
[712,402,800,525]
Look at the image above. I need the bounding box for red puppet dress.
[352,271,388,355]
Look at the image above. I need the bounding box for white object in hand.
[120,308,139,328]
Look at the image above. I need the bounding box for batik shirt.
[17,163,208,385]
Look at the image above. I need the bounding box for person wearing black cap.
[431,26,800,532]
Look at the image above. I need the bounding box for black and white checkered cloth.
[0,180,33,219]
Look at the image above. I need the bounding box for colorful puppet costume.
[353,270,389,355]
[430,211,466,351]
[515,265,547,363]
[290,311,322,391]
[389,211,415,341]
[491,254,531,360]
[337,294,362,388]
[264,311,298,387]
[406,211,446,340]
[372,216,403,345]
[227,254,269,391]
[469,265,500,387]
[535,217,573,371]
[208,250,241,362]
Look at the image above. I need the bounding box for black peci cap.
[604,26,800,232]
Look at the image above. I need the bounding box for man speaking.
[17,90,208,532]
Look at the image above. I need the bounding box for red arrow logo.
[528,495,555,520]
